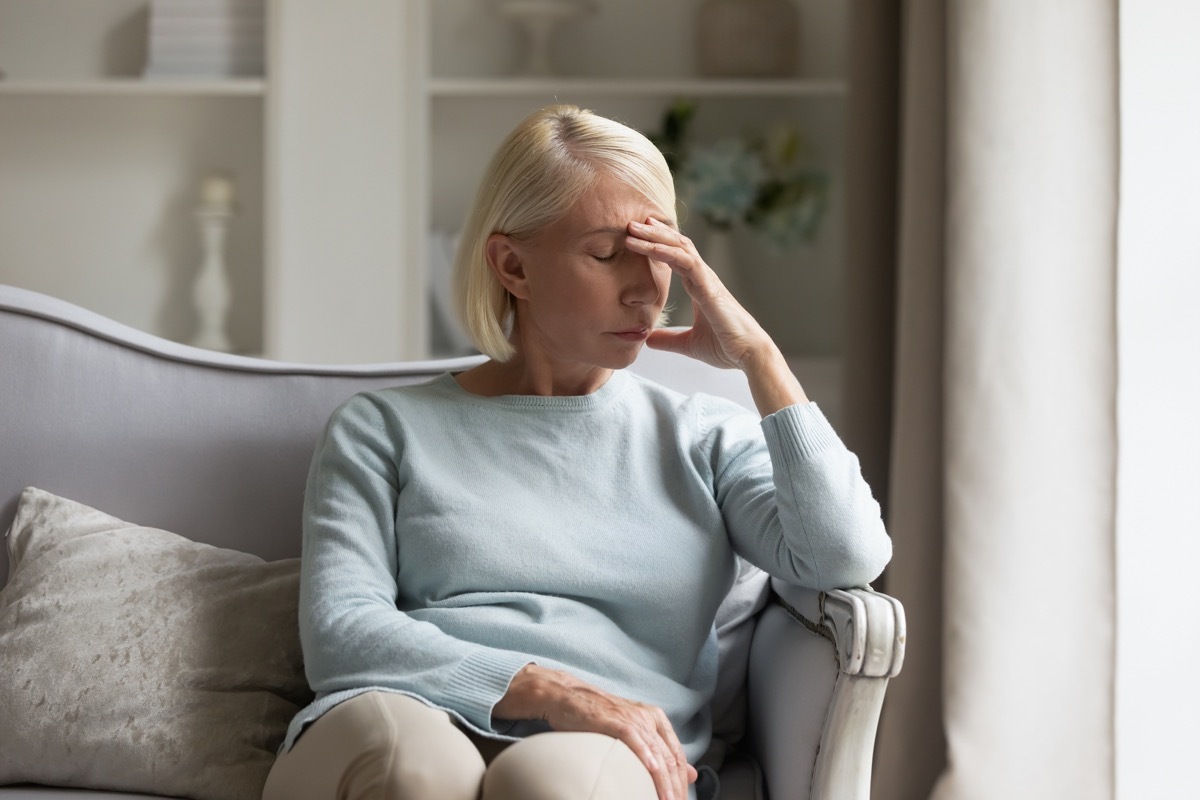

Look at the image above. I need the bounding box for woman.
[263,105,891,800]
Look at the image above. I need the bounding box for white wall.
[1116,2,1200,797]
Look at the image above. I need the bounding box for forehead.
[557,173,670,233]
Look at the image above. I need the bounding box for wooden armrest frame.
[750,582,906,800]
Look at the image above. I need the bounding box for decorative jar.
[696,0,799,78]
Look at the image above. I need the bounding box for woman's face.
[499,172,674,374]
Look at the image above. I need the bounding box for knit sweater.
[281,369,891,779]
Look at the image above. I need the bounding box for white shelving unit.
[0,0,270,354]
[0,0,425,364]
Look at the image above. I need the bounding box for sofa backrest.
[0,284,757,586]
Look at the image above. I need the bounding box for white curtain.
[1112,2,1200,796]
[845,1,1200,798]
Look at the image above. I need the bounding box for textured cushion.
[0,488,312,800]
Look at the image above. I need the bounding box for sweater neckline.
[436,369,631,411]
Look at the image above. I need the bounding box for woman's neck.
[454,356,613,398]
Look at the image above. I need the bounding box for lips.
[609,327,650,342]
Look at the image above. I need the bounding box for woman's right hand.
[493,664,696,800]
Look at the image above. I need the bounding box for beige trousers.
[262,691,658,800]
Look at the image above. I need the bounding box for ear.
[485,233,531,300]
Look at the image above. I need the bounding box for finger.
[644,723,680,800]
[643,219,712,289]
[653,708,690,799]
[648,724,683,800]
[628,216,691,247]
[625,237,713,300]
[617,724,676,800]
[626,219,698,256]
[653,707,688,769]
[624,232,696,272]
[624,230,728,303]
[645,327,691,353]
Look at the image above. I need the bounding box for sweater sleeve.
[703,398,892,590]
[298,393,533,732]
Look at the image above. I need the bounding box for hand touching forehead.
[530,173,674,254]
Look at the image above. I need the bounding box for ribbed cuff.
[443,650,536,732]
[762,402,841,466]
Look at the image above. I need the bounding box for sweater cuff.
[761,402,841,465]
[444,650,536,732]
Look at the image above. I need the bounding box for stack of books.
[143,0,266,80]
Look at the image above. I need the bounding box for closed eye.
[591,252,618,262]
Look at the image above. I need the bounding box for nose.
[621,251,665,307]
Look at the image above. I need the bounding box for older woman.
[263,105,891,800]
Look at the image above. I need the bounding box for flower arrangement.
[649,100,828,252]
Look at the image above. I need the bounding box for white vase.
[702,227,743,299]
[190,208,234,352]
[497,0,595,76]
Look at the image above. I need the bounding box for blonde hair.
[455,104,677,362]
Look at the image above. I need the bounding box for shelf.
[0,79,267,97]
[428,77,847,98]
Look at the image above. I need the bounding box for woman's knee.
[360,693,487,800]
[481,732,656,800]
[266,692,486,800]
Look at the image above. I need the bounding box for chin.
[598,344,644,370]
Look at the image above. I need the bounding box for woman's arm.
[626,218,891,589]
[704,397,892,589]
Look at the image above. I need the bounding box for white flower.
[676,138,765,228]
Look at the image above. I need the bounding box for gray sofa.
[0,284,903,800]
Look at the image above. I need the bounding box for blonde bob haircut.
[455,104,678,362]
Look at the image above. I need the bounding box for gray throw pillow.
[0,487,312,800]
[707,556,770,767]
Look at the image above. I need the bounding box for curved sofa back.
[0,284,756,587]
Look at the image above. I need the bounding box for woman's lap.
[484,729,657,800]
[263,691,656,800]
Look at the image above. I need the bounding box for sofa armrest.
[772,582,906,679]
[747,581,905,800]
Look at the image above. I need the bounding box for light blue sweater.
[282,369,890,780]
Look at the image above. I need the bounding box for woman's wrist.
[741,343,809,417]
[494,663,553,721]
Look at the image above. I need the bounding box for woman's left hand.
[625,217,809,416]
[625,217,772,370]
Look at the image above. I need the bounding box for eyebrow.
[581,218,676,236]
